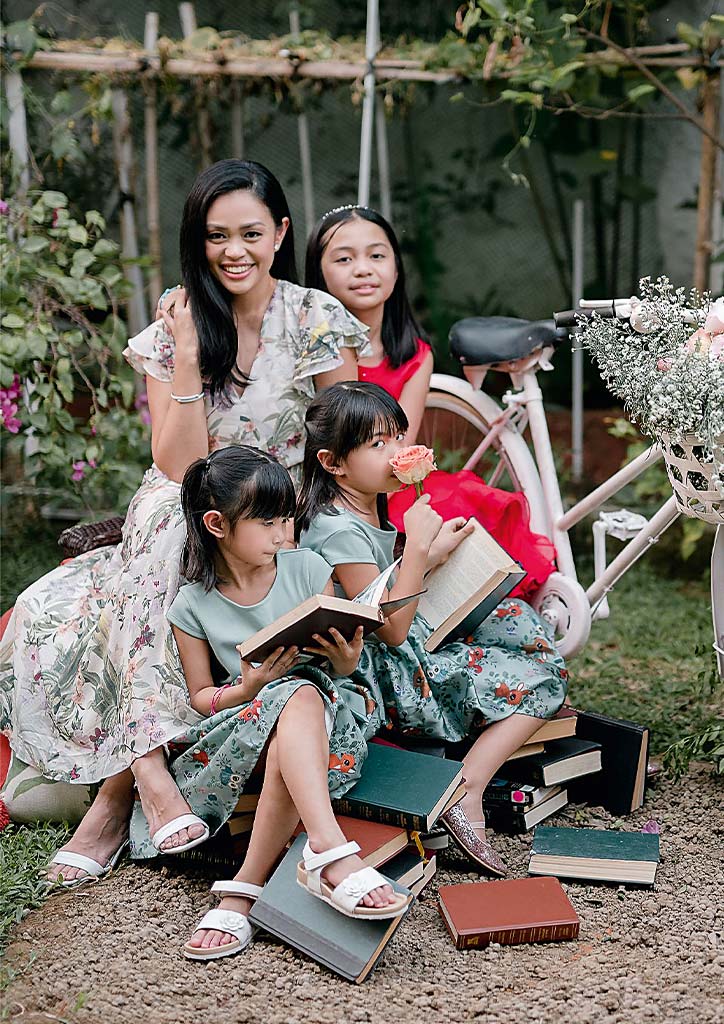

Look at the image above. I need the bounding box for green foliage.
[0,191,150,516]
[663,647,724,780]
[0,821,70,958]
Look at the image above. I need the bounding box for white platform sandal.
[296,840,410,920]
[151,813,210,855]
[183,881,264,961]
[42,839,129,890]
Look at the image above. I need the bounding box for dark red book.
[438,876,579,950]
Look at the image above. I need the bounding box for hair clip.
[320,203,367,223]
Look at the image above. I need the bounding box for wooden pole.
[144,12,163,304]
[290,4,315,236]
[694,68,722,293]
[179,3,213,168]
[111,89,150,345]
[230,81,245,159]
[373,10,392,223]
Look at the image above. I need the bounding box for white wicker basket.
[659,433,724,525]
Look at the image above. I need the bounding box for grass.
[0,822,70,958]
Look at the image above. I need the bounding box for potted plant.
[578,277,724,525]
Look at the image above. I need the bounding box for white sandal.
[183,881,263,961]
[42,839,129,890]
[151,813,210,855]
[296,840,410,920]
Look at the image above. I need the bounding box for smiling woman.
[0,159,370,885]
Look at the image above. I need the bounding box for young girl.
[296,382,569,875]
[305,204,556,600]
[163,444,408,960]
[13,160,370,886]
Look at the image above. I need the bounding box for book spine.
[459,922,580,948]
[333,798,423,832]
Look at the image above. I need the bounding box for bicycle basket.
[659,433,724,525]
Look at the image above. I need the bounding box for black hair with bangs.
[304,206,423,369]
[295,381,408,538]
[180,159,297,399]
[180,444,296,591]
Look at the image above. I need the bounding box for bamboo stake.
[230,80,245,159]
[358,0,378,206]
[694,69,722,293]
[111,89,150,346]
[179,3,213,168]
[290,4,315,236]
[144,12,163,303]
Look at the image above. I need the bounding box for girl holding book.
[6,160,370,887]
[165,444,408,960]
[305,205,556,601]
[296,382,569,875]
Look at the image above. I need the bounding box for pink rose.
[390,445,436,496]
[684,327,711,356]
[704,297,724,336]
[710,333,724,362]
[656,358,672,372]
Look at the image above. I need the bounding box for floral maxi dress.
[0,281,369,784]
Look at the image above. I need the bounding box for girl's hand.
[159,287,200,368]
[304,626,364,677]
[402,494,443,555]
[427,517,474,570]
[236,645,300,698]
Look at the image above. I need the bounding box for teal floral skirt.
[129,666,378,860]
[353,598,569,740]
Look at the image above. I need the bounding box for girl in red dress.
[305,205,556,599]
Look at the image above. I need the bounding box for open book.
[417,518,526,652]
[237,559,424,663]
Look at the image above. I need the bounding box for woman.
[0,160,368,883]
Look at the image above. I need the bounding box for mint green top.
[167,548,332,683]
[300,508,397,580]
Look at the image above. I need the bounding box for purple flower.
[134,391,152,426]
[0,200,9,216]
[71,461,86,482]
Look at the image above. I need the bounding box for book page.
[417,520,515,628]
[352,558,401,608]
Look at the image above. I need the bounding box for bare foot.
[307,837,396,909]
[133,756,206,851]
[44,775,133,884]
[186,895,255,953]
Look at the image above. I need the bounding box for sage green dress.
[128,548,375,859]
[300,509,569,740]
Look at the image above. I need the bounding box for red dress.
[362,339,556,600]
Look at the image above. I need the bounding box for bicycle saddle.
[449,317,562,366]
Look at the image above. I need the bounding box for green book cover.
[531,826,660,863]
[333,742,464,831]
[249,835,411,984]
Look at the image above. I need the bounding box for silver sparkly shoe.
[439,803,507,876]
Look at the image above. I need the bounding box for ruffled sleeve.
[290,286,371,383]
[122,318,176,382]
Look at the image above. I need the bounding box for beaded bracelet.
[170,391,205,404]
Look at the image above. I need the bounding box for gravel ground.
[2,763,723,1024]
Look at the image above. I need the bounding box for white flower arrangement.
[577,276,724,490]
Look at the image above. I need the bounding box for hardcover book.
[567,710,649,815]
[248,835,411,984]
[237,559,422,663]
[333,742,465,831]
[417,518,526,652]
[528,826,660,885]
[505,741,545,762]
[292,816,409,869]
[438,876,579,949]
[485,788,568,834]
[526,707,578,745]
[382,846,437,894]
[506,737,602,786]
[484,780,563,808]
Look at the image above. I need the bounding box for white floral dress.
[0,281,369,784]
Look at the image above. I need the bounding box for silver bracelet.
[170,391,204,404]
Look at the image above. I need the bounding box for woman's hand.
[304,626,364,677]
[159,287,200,369]
[236,645,300,699]
[402,494,443,556]
[427,516,474,570]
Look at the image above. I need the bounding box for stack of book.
[245,742,464,983]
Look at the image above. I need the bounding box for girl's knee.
[289,685,325,713]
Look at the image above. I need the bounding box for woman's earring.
[274,243,280,252]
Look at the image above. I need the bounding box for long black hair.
[304,206,423,369]
[180,159,298,399]
[295,381,408,538]
[180,444,296,591]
